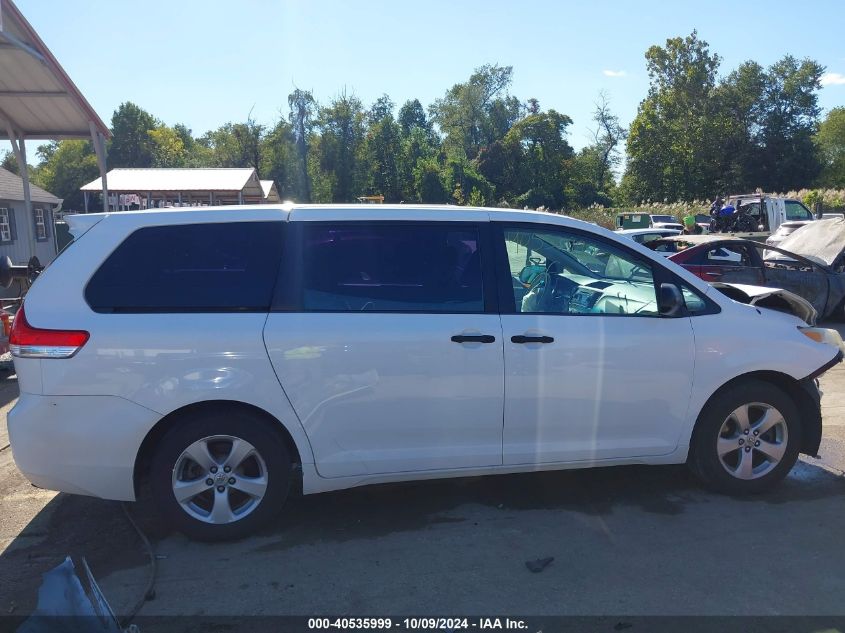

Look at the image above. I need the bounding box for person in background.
[683,215,703,235]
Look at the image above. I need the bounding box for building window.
[34,208,47,241]
[0,209,11,243]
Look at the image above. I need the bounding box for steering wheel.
[530,272,576,312]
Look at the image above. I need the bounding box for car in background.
[766,221,815,249]
[768,215,845,263]
[615,212,683,231]
[647,235,845,319]
[694,214,712,233]
[615,227,682,245]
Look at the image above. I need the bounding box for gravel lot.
[2,330,845,627]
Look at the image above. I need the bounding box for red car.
[646,235,845,319]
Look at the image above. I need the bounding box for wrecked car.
[647,234,845,320]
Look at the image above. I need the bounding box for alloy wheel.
[171,435,269,524]
[716,402,788,480]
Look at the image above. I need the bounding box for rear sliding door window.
[301,224,483,312]
[86,222,283,312]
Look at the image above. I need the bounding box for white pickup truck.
[713,194,815,242]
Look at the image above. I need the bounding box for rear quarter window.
[85,221,284,312]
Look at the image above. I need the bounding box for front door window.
[503,229,658,316]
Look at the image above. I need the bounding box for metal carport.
[0,0,110,256]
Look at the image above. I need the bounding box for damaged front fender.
[710,282,818,325]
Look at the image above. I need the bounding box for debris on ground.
[16,557,123,633]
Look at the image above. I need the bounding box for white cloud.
[821,72,845,86]
[602,69,626,78]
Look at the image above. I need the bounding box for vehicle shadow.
[2,457,843,615]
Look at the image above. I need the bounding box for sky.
[8,0,845,161]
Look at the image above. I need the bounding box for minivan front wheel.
[689,380,801,494]
[150,409,291,540]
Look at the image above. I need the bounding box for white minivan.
[8,205,843,540]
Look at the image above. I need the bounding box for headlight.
[799,327,845,353]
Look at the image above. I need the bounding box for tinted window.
[86,222,283,312]
[301,224,483,312]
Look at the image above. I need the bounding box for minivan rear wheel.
[689,380,801,494]
[150,409,291,541]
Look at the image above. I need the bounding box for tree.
[754,56,823,190]
[588,92,627,196]
[816,107,845,187]
[398,99,433,139]
[288,88,317,202]
[413,158,448,203]
[624,31,723,202]
[478,107,577,209]
[148,125,187,167]
[109,102,158,168]
[711,61,767,193]
[364,96,403,201]
[313,92,366,202]
[1,151,19,175]
[30,140,98,211]
[261,119,298,200]
[197,118,265,174]
[430,64,516,158]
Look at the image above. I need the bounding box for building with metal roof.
[80,168,281,210]
[0,0,110,269]
[0,167,60,266]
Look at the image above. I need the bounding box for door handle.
[511,335,554,344]
[451,334,496,344]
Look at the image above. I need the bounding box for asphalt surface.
[2,332,845,625]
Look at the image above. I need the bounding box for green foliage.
[624,31,724,202]
[288,88,317,202]
[148,125,186,167]
[0,151,19,175]
[364,96,403,202]
[109,102,158,168]
[815,107,845,187]
[479,110,574,208]
[25,49,832,215]
[430,64,518,159]
[624,31,825,203]
[414,158,447,203]
[312,92,367,202]
[31,140,99,210]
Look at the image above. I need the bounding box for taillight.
[9,305,89,359]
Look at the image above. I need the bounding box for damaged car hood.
[711,282,818,324]
[776,217,845,267]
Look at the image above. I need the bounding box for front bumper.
[8,393,161,501]
[798,349,842,457]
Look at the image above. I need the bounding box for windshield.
[651,215,677,223]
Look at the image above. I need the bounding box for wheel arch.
[691,370,821,457]
[133,399,305,496]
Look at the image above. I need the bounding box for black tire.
[688,380,801,495]
[150,407,291,541]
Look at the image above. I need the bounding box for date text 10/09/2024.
[307,618,530,630]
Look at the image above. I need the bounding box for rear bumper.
[8,393,161,501]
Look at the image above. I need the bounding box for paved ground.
[2,332,845,624]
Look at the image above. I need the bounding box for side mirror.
[658,283,685,317]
